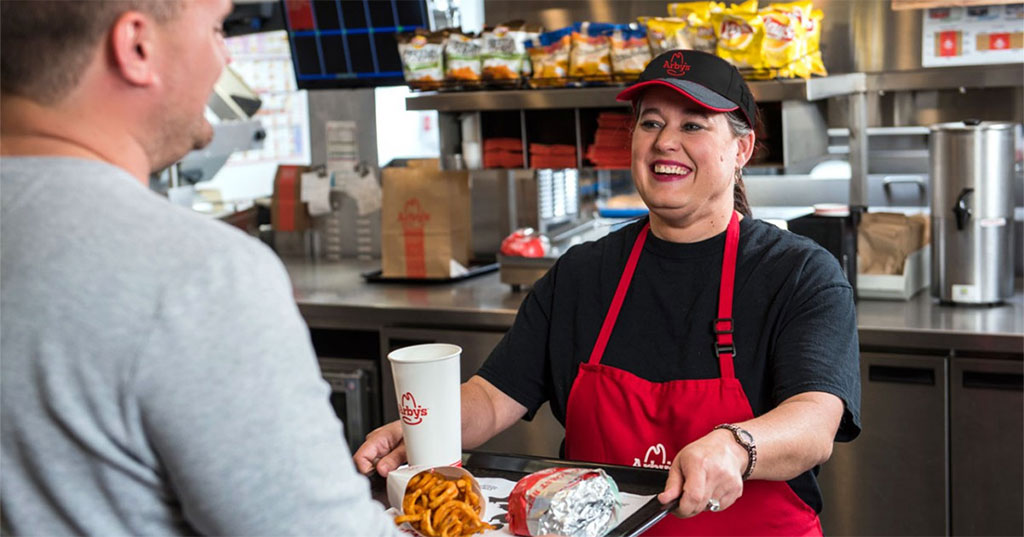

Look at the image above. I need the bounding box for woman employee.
[355,49,861,536]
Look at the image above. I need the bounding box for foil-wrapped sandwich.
[507,467,621,537]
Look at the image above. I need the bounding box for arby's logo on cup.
[399,392,429,425]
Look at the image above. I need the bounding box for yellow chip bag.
[764,1,815,78]
[712,9,764,69]
[643,17,693,56]
[805,8,827,76]
[760,10,805,72]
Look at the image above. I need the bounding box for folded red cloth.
[531,156,577,168]
[596,133,630,146]
[529,143,577,156]
[483,137,523,152]
[484,149,524,168]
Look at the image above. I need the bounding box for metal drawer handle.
[962,371,1023,391]
[882,175,926,196]
[869,365,935,385]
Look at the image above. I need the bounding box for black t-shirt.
[478,217,861,513]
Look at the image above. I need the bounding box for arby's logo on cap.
[662,51,691,77]
[400,392,428,425]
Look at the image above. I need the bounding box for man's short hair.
[1,0,182,104]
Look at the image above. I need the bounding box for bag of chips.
[760,9,805,76]
[806,8,827,76]
[398,29,445,90]
[761,1,813,78]
[667,1,723,54]
[642,17,692,56]
[481,20,528,84]
[610,24,652,81]
[445,31,483,85]
[712,2,764,70]
[526,27,573,88]
[569,22,615,82]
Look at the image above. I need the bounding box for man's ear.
[736,130,756,168]
[109,11,158,87]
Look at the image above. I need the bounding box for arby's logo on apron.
[399,392,428,425]
[633,443,672,470]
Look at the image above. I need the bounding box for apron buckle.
[713,318,734,334]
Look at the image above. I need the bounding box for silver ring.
[706,498,721,512]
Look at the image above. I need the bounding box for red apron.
[564,213,822,536]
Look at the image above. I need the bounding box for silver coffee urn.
[930,120,1016,305]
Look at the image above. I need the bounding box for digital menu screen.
[282,0,429,90]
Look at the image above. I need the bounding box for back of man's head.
[1,0,181,104]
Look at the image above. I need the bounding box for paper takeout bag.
[858,212,930,275]
[381,166,471,278]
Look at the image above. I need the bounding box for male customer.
[1,1,398,535]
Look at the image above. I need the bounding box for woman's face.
[630,86,754,224]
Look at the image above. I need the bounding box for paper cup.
[386,465,486,521]
[387,343,462,467]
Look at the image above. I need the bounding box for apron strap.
[588,223,650,365]
[713,212,741,379]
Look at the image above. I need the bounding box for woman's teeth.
[652,164,689,175]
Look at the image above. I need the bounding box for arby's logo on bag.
[662,51,691,77]
[632,443,672,470]
[399,198,430,230]
[399,392,428,425]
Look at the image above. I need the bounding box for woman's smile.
[650,159,693,182]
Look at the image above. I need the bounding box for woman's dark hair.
[630,101,754,218]
[722,110,753,218]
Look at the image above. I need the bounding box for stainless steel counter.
[286,259,1024,355]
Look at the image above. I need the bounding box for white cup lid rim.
[388,343,462,363]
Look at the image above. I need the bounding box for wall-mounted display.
[922,3,1024,67]
[282,0,430,89]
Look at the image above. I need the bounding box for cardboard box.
[858,245,931,300]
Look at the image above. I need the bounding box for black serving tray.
[369,451,678,537]
[361,263,498,284]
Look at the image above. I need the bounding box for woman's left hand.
[657,428,748,518]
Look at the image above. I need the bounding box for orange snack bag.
[569,22,614,81]
[610,24,652,81]
[526,27,573,87]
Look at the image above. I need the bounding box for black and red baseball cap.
[616,49,757,130]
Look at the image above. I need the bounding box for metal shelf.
[406,73,867,112]
[865,63,1024,92]
[405,63,1024,112]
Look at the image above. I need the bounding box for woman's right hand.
[353,420,406,477]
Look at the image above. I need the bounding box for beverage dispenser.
[929,120,1016,305]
